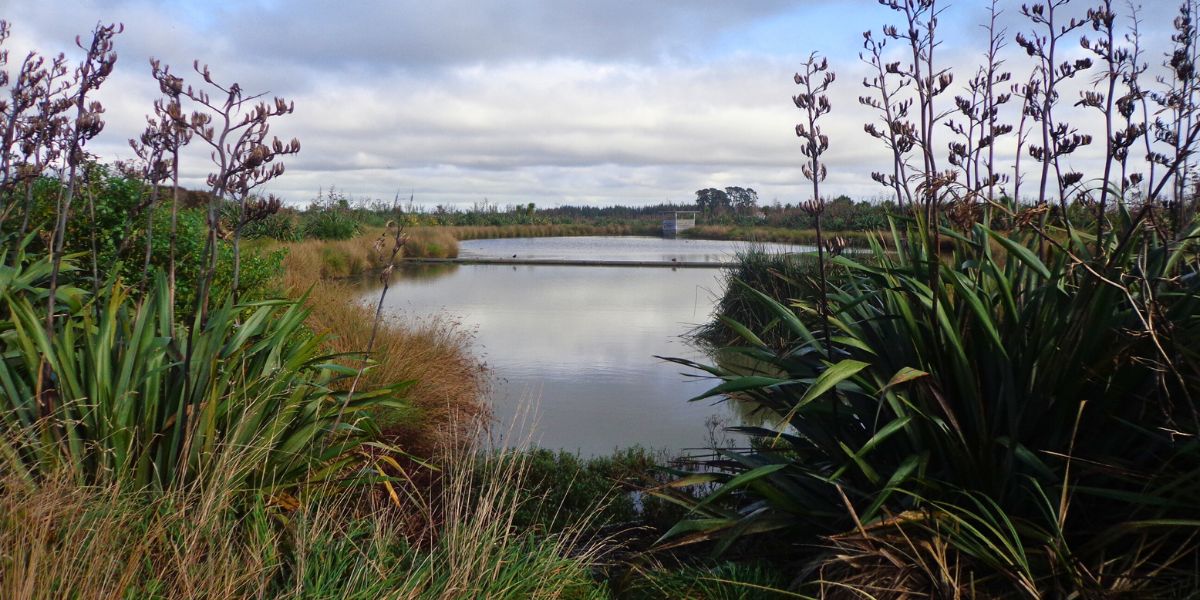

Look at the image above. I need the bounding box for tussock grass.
[277,236,382,279]
[0,471,279,599]
[304,281,489,453]
[277,234,489,454]
[403,429,612,599]
[404,227,460,259]
[620,561,793,599]
[0,429,612,599]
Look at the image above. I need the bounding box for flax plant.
[0,253,407,490]
[665,1,1200,595]
[0,23,410,497]
[144,61,193,318]
[151,59,299,314]
[860,30,916,208]
[1016,0,1093,222]
[946,0,1012,207]
[1079,0,1125,249]
[123,96,172,293]
[2,37,72,251]
[43,23,120,337]
[793,53,836,354]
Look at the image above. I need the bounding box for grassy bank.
[394,223,665,259]
[277,235,489,453]
[290,223,878,265]
[408,223,871,259]
[441,222,875,249]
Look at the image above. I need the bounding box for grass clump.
[299,193,362,240]
[477,446,678,534]
[620,561,793,600]
[693,246,822,351]
[0,434,613,599]
[403,227,460,258]
[277,231,488,454]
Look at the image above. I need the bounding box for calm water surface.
[459,236,797,263]
[372,236,802,456]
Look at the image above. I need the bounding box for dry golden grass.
[404,227,460,258]
[277,235,382,279]
[0,432,609,599]
[277,234,489,454]
[0,464,340,599]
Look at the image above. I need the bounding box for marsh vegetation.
[2,0,1200,597]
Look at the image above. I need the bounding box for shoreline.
[400,256,735,268]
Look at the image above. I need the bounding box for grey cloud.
[4,0,1190,211]
[218,0,797,70]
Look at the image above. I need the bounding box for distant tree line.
[694,186,760,217]
[227,184,904,240]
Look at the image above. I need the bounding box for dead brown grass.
[277,234,489,455]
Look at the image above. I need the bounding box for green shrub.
[138,206,284,315]
[301,207,361,240]
[9,170,283,317]
[242,210,302,241]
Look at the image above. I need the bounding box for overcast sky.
[1,0,1181,208]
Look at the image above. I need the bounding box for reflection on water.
[710,347,785,430]
[372,237,803,456]
[393,262,459,282]
[459,236,805,263]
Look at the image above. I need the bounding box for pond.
[370,236,803,456]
